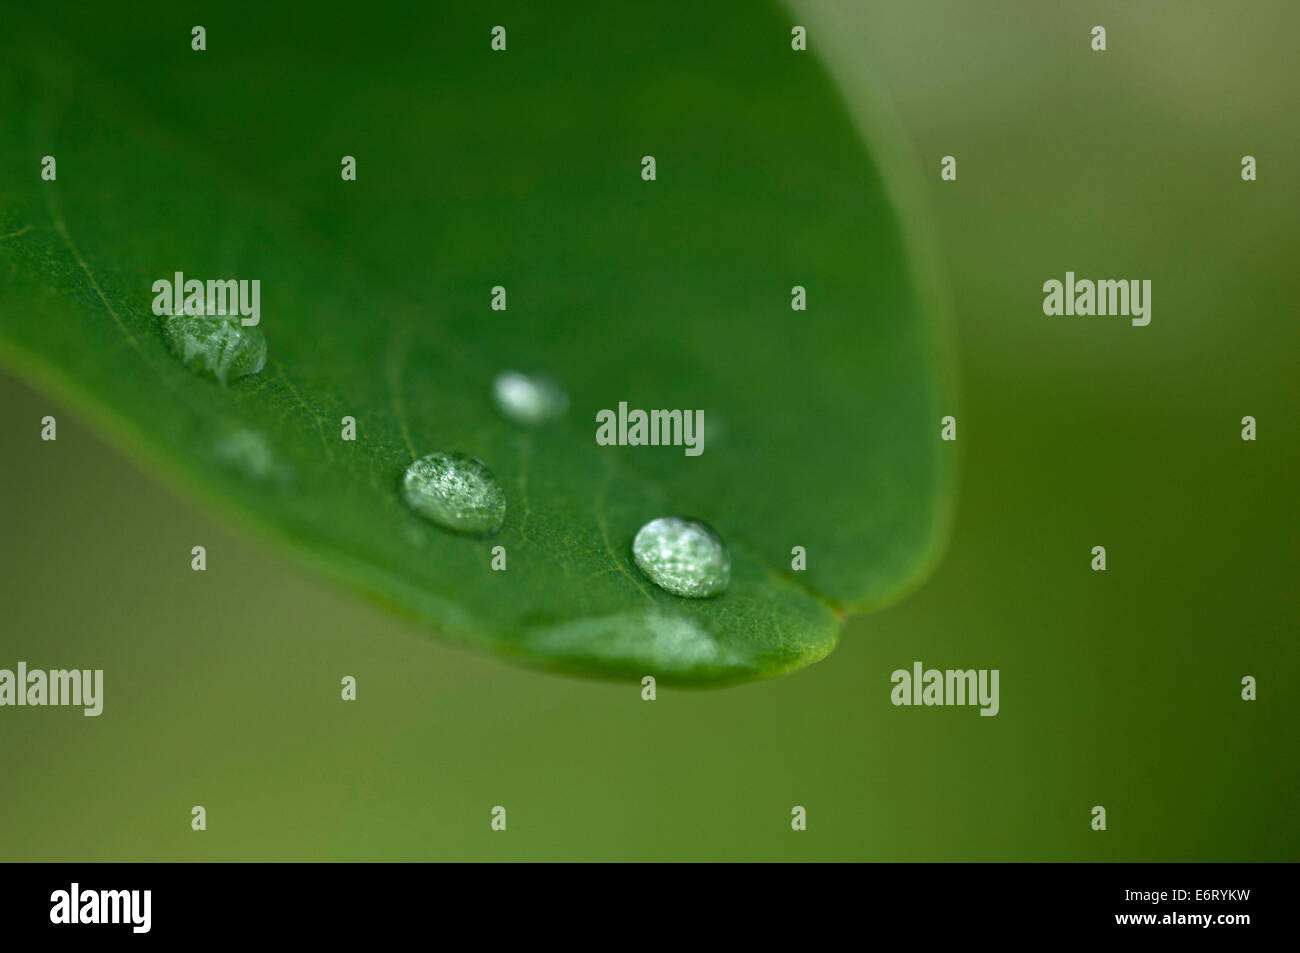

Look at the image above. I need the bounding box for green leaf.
[0,1,949,684]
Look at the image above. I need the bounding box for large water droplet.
[632,516,730,598]
[401,452,506,534]
[520,610,749,676]
[492,370,568,425]
[161,314,266,385]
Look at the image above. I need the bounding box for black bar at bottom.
[1,862,1285,940]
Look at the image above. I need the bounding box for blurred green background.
[1,0,1297,860]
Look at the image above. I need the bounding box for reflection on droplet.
[632,516,730,598]
[161,314,266,386]
[492,371,568,425]
[401,452,506,534]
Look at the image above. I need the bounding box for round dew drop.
[401,452,506,535]
[161,314,266,386]
[632,516,731,599]
[492,370,568,425]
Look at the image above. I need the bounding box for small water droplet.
[492,370,568,425]
[401,452,506,534]
[632,516,730,598]
[210,427,292,485]
[161,314,266,385]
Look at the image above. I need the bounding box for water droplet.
[632,516,730,598]
[211,427,292,485]
[161,314,266,385]
[520,609,749,677]
[401,452,506,534]
[492,370,568,425]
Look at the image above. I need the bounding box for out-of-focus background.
[1,0,1296,859]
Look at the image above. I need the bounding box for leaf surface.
[0,1,948,683]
